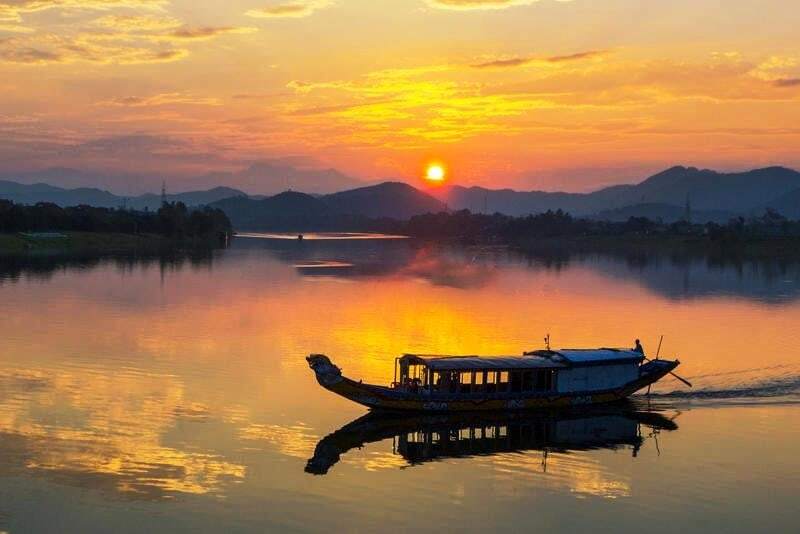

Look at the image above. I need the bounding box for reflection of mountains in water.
[243,236,800,301]
[5,237,800,302]
[305,403,678,475]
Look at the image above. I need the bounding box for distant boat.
[306,348,681,412]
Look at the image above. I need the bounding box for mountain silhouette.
[442,166,800,221]
[0,180,245,210]
[4,166,800,228]
[324,182,446,219]
[209,182,446,230]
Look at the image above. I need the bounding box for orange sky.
[2,0,800,193]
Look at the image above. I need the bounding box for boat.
[306,346,681,412]
[306,403,678,474]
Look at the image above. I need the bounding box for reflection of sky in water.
[0,240,798,531]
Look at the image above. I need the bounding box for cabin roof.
[544,348,644,365]
[401,354,566,371]
[401,348,643,371]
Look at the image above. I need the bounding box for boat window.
[460,371,473,394]
[475,371,484,386]
[497,371,509,392]
[485,371,497,393]
[522,371,534,391]
[511,371,522,393]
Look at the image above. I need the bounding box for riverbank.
[0,231,223,254]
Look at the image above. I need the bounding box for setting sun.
[426,164,446,182]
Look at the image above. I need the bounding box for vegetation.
[401,208,800,257]
[0,200,232,252]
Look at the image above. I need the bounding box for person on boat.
[633,339,644,355]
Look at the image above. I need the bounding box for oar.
[667,370,693,388]
[646,335,692,387]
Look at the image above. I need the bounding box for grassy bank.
[0,232,191,254]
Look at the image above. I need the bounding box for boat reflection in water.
[306,402,678,475]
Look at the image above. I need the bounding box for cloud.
[773,78,800,88]
[548,50,606,63]
[0,40,62,64]
[246,1,331,19]
[750,55,799,82]
[0,11,256,65]
[163,26,257,41]
[91,14,182,32]
[98,93,222,107]
[0,1,166,25]
[472,56,532,69]
[0,33,189,64]
[426,0,569,11]
[472,50,607,69]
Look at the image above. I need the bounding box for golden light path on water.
[0,240,798,531]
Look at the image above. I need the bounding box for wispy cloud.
[98,93,222,107]
[0,10,256,65]
[0,1,167,25]
[163,26,257,41]
[774,78,800,88]
[426,0,570,11]
[472,50,607,69]
[246,1,331,19]
[548,50,606,63]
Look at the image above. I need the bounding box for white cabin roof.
[401,348,642,371]
[401,354,565,371]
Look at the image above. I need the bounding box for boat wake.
[643,373,800,404]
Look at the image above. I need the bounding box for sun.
[425,164,446,182]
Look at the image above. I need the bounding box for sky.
[2,0,800,194]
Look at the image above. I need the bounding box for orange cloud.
[246,1,331,19]
[427,0,570,11]
[472,50,608,69]
[98,93,222,107]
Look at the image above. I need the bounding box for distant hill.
[324,182,446,220]
[443,166,800,218]
[765,188,800,219]
[0,180,246,210]
[590,203,736,224]
[5,165,800,231]
[1,161,364,196]
[210,182,446,230]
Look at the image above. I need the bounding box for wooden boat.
[306,347,681,412]
[306,403,678,474]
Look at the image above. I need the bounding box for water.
[1,237,799,532]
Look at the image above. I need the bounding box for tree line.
[0,200,232,240]
[401,208,800,242]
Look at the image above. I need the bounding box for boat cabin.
[395,349,644,396]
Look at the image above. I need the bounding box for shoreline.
[0,231,225,255]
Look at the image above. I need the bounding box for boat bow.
[306,354,344,387]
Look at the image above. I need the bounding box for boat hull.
[307,356,679,412]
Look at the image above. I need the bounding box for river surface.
[1,236,799,532]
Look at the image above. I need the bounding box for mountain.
[0,160,365,196]
[191,161,364,195]
[324,182,446,220]
[127,187,245,211]
[0,180,246,210]
[590,203,736,224]
[443,166,800,218]
[765,188,800,219]
[441,185,633,217]
[210,182,446,230]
